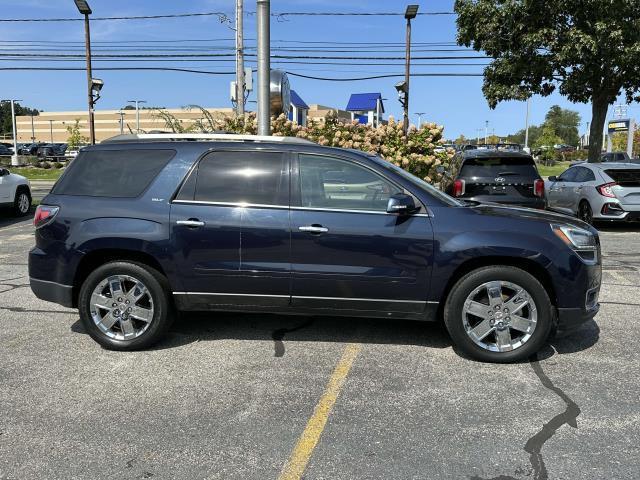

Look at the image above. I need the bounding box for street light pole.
[414,112,425,128]
[256,0,271,136]
[118,110,125,134]
[49,120,53,143]
[485,120,489,144]
[75,0,95,145]
[403,5,419,137]
[30,115,35,141]
[1,99,22,166]
[524,97,531,149]
[127,100,147,133]
[235,0,245,118]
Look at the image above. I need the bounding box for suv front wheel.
[444,266,553,363]
[78,261,174,350]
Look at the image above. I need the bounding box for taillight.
[453,179,466,197]
[33,205,59,228]
[596,182,617,198]
[534,179,545,197]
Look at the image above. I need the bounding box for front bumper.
[556,303,600,335]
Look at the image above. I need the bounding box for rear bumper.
[29,277,74,308]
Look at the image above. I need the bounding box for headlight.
[551,224,597,262]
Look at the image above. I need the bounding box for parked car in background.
[442,149,545,209]
[0,144,13,156]
[36,143,67,159]
[546,163,640,223]
[0,167,32,215]
[29,133,601,363]
[18,142,44,156]
[599,151,640,163]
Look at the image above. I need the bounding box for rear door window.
[460,157,538,178]
[53,149,175,197]
[574,167,595,183]
[177,150,288,206]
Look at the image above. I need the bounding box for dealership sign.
[608,119,631,133]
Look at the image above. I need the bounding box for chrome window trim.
[171,199,431,217]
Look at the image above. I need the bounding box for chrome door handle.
[176,219,205,227]
[299,225,329,233]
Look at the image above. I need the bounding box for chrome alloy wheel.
[462,280,538,353]
[90,275,154,340]
[18,193,30,213]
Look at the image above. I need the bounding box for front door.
[171,149,290,309]
[289,153,433,314]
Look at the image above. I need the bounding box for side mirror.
[548,175,557,182]
[387,193,418,215]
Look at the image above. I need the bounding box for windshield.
[367,154,463,206]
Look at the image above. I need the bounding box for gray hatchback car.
[546,162,640,223]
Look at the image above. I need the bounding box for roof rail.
[102,133,314,145]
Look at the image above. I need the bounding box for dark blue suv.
[29,134,601,362]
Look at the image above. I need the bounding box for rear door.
[460,156,540,204]
[171,149,291,309]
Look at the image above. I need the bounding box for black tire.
[13,187,31,216]
[78,261,174,350]
[578,200,593,225]
[443,266,553,363]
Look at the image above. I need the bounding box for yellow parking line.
[278,343,361,480]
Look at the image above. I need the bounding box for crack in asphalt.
[0,306,69,314]
[470,353,581,480]
[271,319,314,357]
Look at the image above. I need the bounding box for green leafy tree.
[454,134,468,145]
[544,105,580,145]
[66,119,89,150]
[0,101,38,137]
[455,0,640,162]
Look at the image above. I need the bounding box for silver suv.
[546,162,640,223]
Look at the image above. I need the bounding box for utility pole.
[235,0,245,118]
[30,115,35,141]
[402,5,419,137]
[75,0,95,144]
[414,112,425,128]
[49,119,54,143]
[256,0,270,135]
[127,100,146,132]
[524,97,530,149]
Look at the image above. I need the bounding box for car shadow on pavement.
[71,312,453,354]
[594,221,640,233]
[70,313,600,359]
[0,206,35,229]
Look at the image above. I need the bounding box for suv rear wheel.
[78,261,174,350]
[444,266,553,363]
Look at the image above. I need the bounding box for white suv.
[0,167,32,215]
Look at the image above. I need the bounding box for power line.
[0,53,489,60]
[286,72,482,81]
[0,11,455,22]
[0,12,230,22]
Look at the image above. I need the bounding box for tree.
[66,119,89,150]
[545,105,580,145]
[455,0,640,162]
[454,134,468,145]
[0,101,39,137]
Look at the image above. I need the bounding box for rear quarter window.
[53,149,175,197]
[460,157,538,177]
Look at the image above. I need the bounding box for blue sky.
[0,0,633,139]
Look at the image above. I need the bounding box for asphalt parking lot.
[0,213,639,480]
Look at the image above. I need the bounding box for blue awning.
[290,90,309,109]
[346,93,384,113]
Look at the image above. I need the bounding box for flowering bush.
[156,107,455,184]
